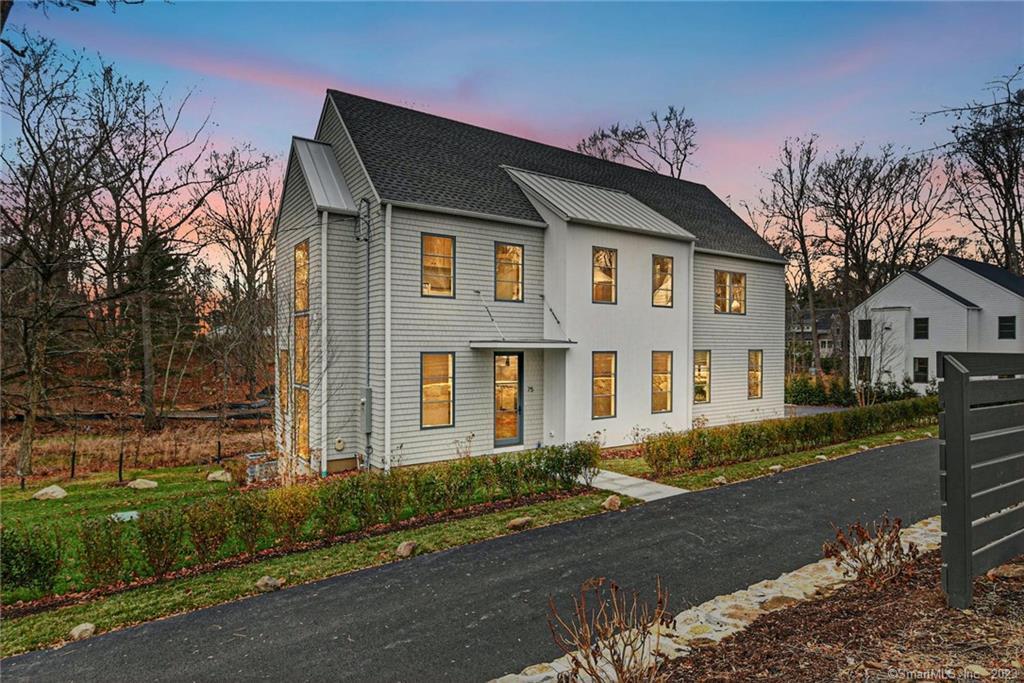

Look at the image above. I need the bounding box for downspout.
[320,210,329,478]
[687,241,695,429]
[383,202,393,472]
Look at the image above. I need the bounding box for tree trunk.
[139,255,159,430]
[16,331,45,479]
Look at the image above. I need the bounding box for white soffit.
[292,137,357,214]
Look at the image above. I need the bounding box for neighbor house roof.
[907,271,980,308]
[291,137,358,214]
[327,90,784,262]
[943,256,1024,298]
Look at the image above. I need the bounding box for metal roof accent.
[292,137,357,214]
[469,339,576,349]
[504,167,695,241]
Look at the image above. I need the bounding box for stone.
[69,623,95,640]
[768,465,783,474]
[815,455,828,462]
[127,478,158,490]
[395,541,417,559]
[712,476,728,486]
[506,516,533,531]
[893,435,905,442]
[965,665,990,678]
[206,470,232,483]
[601,494,621,511]
[761,595,800,611]
[520,663,555,676]
[255,576,282,592]
[32,484,67,500]
[721,605,762,624]
[989,563,1024,579]
[109,510,138,522]
[859,445,870,452]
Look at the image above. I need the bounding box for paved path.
[3,439,940,683]
[587,468,688,501]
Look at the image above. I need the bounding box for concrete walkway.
[587,468,688,501]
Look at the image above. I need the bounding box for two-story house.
[274,91,786,474]
[850,255,1024,391]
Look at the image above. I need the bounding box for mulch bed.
[669,550,1024,681]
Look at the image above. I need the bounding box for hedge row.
[643,396,939,477]
[1,441,600,596]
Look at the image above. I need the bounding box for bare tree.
[1,1,145,55]
[577,106,697,178]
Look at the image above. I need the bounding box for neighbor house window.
[294,388,309,462]
[278,350,290,416]
[714,271,746,314]
[592,247,617,304]
[294,316,309,385]
[857,356,872,382]
[495,242,524,302]
[913,317,929,340]
[294,241,309,312]
[913,357,929,383]
[651,351,673,413]
[421,353,455,428]
[694,350,711,403]
[421,234,455,297]
[999,316,1017,340]
[858,319,872,340]
[748,350,763,399]
[652,255,673,307]
[592,352,616,418]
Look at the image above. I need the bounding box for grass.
[601,425,939,490]
[1,491,627,658]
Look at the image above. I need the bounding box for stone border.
[491,516,942,682]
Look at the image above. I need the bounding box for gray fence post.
[942,355,973,609]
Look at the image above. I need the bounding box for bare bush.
[822,514,920,589]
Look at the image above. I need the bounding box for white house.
[274,91,786,474]
[850,255,1024,390]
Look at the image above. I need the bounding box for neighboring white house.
[274,90,786,474]
[850,255,1024,391]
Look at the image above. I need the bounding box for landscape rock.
[712,476,728,486]
[768,465,783,474]
[395,541,418,559]
[255,576,282,592]
[206,470,232,483]
[127,478,158,490]
[989,563,1024,579]
[761,595,800,611]
[506,516,533,531]
[815,455,828,462]
[601,495,621,511]
[859,445,870,452]
[33,484,67,500]
[69,623,95,640]
[893,436,905,442]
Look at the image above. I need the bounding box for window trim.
[713,270,747,316]
[694,349,711,404]
[998,316,1017,340]
[419,351,456,429]
[747,349,763,400]
[493,241,525,303]
[592,246,618,305]
[913,357,929,384]
[913,317,929,340]
[651,254,674,308]
[420,232,456,299]
[651,350,673,414]
[591,351,617,419]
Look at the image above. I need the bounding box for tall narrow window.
[714,271,746,314]
[999,316,1017,340]
[913,317,929,340]
[857,356,872,382]
[278,350,290,416]
[748,350,763,399]
[294,316,309,385]
[913,357,929,383]
[652,255,673,307]
[592,247,617,304]
[294,241,309,312]
[694,350,711,403]
[858,319,872,340]
[294,388,309,462]
[421,234,455,297]
[592,352,616,418]
[495,242,524,302]
[652,351,673,413]
[421,353,454,428]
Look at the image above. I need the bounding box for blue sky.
[7,1,1023,210]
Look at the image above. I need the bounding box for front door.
[494,352,523,447]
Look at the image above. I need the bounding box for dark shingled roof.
[907,271,979,308]
[328,90,784,263]
[944,256,1024,298]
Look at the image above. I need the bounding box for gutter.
[320,210,329,478]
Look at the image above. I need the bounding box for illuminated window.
[592,352,616,418]
[652,351,672,413]
[278,350,289,415]
[421,234,455,297]
[748,350,763,399]
[652,255,673,307]
[294,315,309,386]
[421,353,454,428]
[694,350,711,403]
[294,387,309,462]
[592,247,617,304]
[714,270,746,314]
[495,242,524,302]
[294,241,309,312]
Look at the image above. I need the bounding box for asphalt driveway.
[3,438,940,682]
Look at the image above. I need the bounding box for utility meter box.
[360,388,373,435]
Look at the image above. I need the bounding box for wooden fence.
[939,352,1024,608]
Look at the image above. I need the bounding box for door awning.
[469,339,576,350]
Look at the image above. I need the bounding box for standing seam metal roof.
[292,137,357,214]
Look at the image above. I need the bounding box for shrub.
[568,440,601,487]
[822,514,920,589]
[317,476,357,537]
[137,507,187,577]
[0,526,63,591]
[185,500,231,563]
[231,491,268,555]
[79,517,128,586]
[266,484,317,547]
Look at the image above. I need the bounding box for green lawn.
[1,491,626,657]
[601,425,939,490]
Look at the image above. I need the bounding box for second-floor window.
[714,270,746,314]
[999,316,1017,340]
[495,242,524,301]
[421,234,455,297]
[294,241,309,312]
[652,255,673,307]
[592,247,617,304]
[913,317,929,339]
[858,319,872,340]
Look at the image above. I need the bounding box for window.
[913,357,929,383]
[694,350,711,403]
[278,350,289,416]
[651,351,672,413]
[748,350,763,399]
[592,247,617,304]
[421,234,455,297]
[421,353,454,428]
[858,319,872,340]
[714,271,746,314]
[652,255,673,307]
[857,356,872,382]
[495,242,524,302]
[913,317,929,340]
[999,316,1017,340]
[294,241,309,312]
[592,352,616,418]
[294,315,309,385]
[294,388,309,462]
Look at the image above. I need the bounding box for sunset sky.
[7,1,1023,212]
